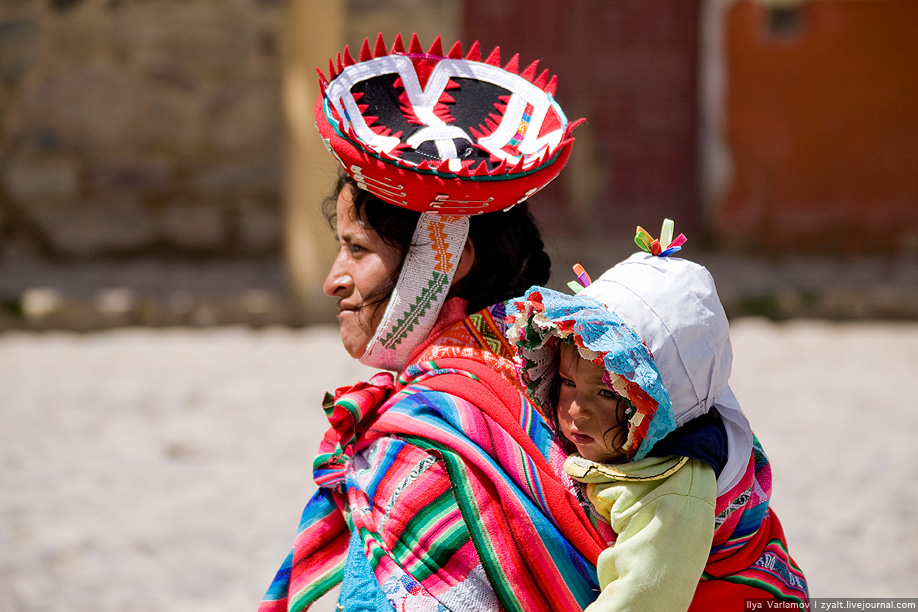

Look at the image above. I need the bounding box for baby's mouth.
[569,431,594,445]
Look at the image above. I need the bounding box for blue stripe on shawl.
[389,388,599,607]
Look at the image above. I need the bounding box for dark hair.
[550,338,635,461]
[322,169,552,314]
[543,338,577,454]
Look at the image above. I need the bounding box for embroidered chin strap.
[361,213,470,371]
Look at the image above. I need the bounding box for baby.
[506,225,808,611]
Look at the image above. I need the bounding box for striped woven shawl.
[692,436,809,606]
[260,304,607,612]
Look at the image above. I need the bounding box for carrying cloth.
[259,302,607,612]
[506,249,810,607]
[580,254,810,604]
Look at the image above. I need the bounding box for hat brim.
[507,287,677,460]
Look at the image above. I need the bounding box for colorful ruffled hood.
[506,287,676,460]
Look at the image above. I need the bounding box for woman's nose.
[323,253,352,298]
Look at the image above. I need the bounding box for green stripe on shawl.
[406,436,525,612]
[288,559,345,612]
[701,537,807,604]
[360,526,394,582]
[393,489,472,581]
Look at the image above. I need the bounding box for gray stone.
[235,197,281,252]
[191,160,280,194]
[157,199,226,251]
[347,0,460,49]
[109,3,258,78]
[53,3,109,66]
[0,17,40,88]
[90,158,173,195]
[0,0,290,262]
[135,87,207,153]
[22,68,146,147]
[4,156,81,202]
[49,0,85,12]
[207,84,282,153]
[26,193,156,255]
[93,287,137,316]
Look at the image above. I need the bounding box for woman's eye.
[349,243,367,254]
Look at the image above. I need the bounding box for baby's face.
[556,343,631,463]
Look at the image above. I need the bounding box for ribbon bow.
[567,263,592,294]
[635,219,687,257]
[313,372,396,490]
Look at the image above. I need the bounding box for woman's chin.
[336,313,373,359]
[340,337,368,360]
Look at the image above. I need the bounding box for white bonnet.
[581,252,753,494]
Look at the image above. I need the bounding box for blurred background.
[1,0,917,610]
[1,0,916,328]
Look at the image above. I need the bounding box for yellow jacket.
[564,454,716,612]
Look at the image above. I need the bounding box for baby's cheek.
[555,399,572,422]
[558,406,571,441]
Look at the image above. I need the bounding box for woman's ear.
[451,237,476,287]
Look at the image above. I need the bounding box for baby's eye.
[598,388,619,400]
[560,376,575,388]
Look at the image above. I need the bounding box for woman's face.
[323,186,403,359]
[556,342,631,463]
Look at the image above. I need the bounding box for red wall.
[463,0,701,239]
[717,0,918,254]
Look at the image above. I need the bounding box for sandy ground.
[1,320,916,612]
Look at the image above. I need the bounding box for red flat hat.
[315,32,582,215]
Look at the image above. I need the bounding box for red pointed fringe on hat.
[315,32,583,215]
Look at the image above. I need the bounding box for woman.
[259,34,608,612]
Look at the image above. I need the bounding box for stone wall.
[0,0,285,260]
[0,0,468,330]
[5,0,913,331]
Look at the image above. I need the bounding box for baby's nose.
[568,399,592,420]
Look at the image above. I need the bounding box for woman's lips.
[569,431,593,445]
